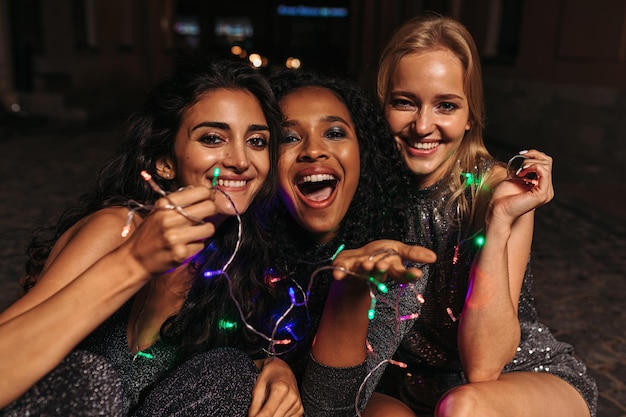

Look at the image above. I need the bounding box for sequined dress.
[301,280,426,417]
[1,300,179,417]
[301,166,597,417]
[78,299,180,414]
[2,299,262,417]
[373,170,598,416]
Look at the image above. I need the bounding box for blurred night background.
[0,1,625,415]
[2,0,626,175]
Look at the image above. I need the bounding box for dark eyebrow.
[321,115,350,125]
[282,120,296,129]
[190,121,269,133]
[281,116,350,130]
[191,121,229,132]
[281,116,351,130]
[248,124,270,132]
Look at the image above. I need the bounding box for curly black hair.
[264,69,414,374]
[21,58,283,299]
[268,68,411,262]
[163,69,415,365]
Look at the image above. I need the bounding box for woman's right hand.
[310,240,435,369]
[487,149,554,228]
[249,357,303,417]
[332,239,436,284]
[120,185,219,276]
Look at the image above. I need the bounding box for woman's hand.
[249,357,303,417]
[0,186,220,409]
[310,240,435,370]
[488,149,554,227]
[120,185,219,276]
[458,151,552,380]
[332,239,436,284]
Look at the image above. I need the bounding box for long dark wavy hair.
[21,56,283,312]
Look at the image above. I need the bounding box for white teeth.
[413,142,439,150]
[217,179,247,188]
[301,174,336,183]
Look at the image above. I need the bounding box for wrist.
[111,243,154,286]
[482,221,513,249]
[327,279,371,310]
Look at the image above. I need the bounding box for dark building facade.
[1,0,624,169]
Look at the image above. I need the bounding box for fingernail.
[519,150,528,154]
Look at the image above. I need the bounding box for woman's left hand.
[249,357,303,417]
[488,149,554,226]
[332,239,436,284]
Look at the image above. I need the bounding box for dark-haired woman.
[0,59,302,416]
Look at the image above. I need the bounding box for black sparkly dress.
[80,300,262,417]
[374,169,598,416]
[2,299,262,417]
[301,164,598,417]
[0,300,179,417]
[77,300,180,414]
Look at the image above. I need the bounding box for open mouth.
[297,173,338,202]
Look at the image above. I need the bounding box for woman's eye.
[390,99,416,112]
[281,131,300,144]
[198,134,225,145]
[437,102,458,112]
[247,136,268,149]
[325,127,347,139]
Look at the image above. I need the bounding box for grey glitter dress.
[301,280,427,417]
[302,163,597,417]
[0,350,124,417]
[78,299,179,414]
[1,298,261,417]
[373,167,598,416]
[0,299,176,416]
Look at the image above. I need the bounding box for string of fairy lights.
[121,161,543,414]
[118,169,426,406]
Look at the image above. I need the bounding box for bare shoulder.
[2,207,139,322]
[44,207,138,271]
[72,207,134,235]
[60,207,132,243]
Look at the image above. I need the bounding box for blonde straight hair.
[377,14,497,233]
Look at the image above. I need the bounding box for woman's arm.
[249,357,304,417]
[0,207,137,325]
[0,186,217,408]
[314,241,434,367]
[303,241,435,416]
[458,150,554,381]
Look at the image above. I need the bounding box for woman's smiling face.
[278,86,360,244]
[385,49,471,188]
[160,88,271,224]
